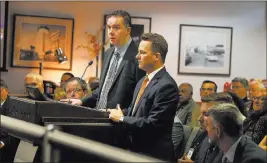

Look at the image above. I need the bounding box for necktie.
[131,76,149,115]
[97,51,120,109]
[222,156,229,163]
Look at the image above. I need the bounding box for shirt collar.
[114,37,132,58]
[147,66,164,81]
[223,136,242,162]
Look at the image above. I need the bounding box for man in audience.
[175,83,199,126]
[108,33,179,161]
[64,77,91,99]
[200,80,217,98]
[206,103,266,163]
[54,72,74,100]
[179,92,233,163]
[87,77,100,92]
[231,77,250,106]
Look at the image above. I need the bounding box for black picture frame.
[178,24,233,76]
[0,1,9,72]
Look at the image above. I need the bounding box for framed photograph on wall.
[11,14,74,70]
[100,16,151,67]
[178,24,233,76]
[0,1,9,71]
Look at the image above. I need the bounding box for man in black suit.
[108,33,179,161]
[206,103,266,163]
[63,10,145,110]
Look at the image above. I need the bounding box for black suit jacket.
[82,41,145,109]
[123,68,179,161]
[233,136,267,163]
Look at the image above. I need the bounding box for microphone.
[67,60,94,104]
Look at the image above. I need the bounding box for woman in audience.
[243,95,267,144]
[259,136,267,151]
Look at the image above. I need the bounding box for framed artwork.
[100,16,151,71]
[178,24,233,76]
[11,14,74,70]
[0,1,8,71]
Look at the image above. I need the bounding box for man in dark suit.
[63,10,145,110]
[206,103,266,163]
[108,33,179,161]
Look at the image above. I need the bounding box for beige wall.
[1,1,266,101]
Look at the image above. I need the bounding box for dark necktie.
[131,76,149,115]
[97,51,120,110]
[222,156,229,163]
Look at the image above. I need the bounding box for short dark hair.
[62,72,74,78]
[232,77,248,90]
[208,103,243,138]
[202,80,217,92]
[201,92,233,103]
[0,79,8,89]
[141,33,168,63]
[64,77,88,93]
[107,10,132,28]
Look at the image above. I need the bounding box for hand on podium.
[108,104,123,123]
[60,98,82,105]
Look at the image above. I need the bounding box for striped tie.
[97,51,120,110]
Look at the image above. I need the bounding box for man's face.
[198,102,214,129]
[0,87,8,104]
[65,80,86,99]
[107,16,130,47]
[205,116,220,145]
[60,74,72,88]
[25,76,44,94]
[232,81,247,99]
[178,84,192,103]
[200,83,216,98]
[252,94,265,111]
[136,40,158,72]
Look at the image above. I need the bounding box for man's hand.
[0,141,5,149]
[108,104,123,122]
[60,99,82,105]
[178,154,194,163]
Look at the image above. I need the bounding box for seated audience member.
[179,92,233,163]
[88,77,100,92]
[190,80,218,128]
[258,135,267,151]
[172,116,184,158]
[231,77,250,107]
[206,103,267,163]
[248,79,265,100]
[243,95,267,144]
[24,72,51,100]
[0,79,8,106]
[64,77,91,99]
[227,91,247,119]
[54,72,74,100]
[175,83,199,126]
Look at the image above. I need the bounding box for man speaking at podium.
[63,10,145,112]
[108,33,179,161]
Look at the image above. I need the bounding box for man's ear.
[215,125,221,139]
[127,27,131,35]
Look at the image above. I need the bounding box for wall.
[1,1,266,101]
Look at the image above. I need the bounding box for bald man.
[175,83,199,126]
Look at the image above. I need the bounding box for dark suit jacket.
[123,68,179,161]
[82,41,145,109]
[233,136,267,163]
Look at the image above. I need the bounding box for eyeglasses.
[252,96,264,101]
[200,88,214,91]
[66,88,83,95]
[25,83,38,88]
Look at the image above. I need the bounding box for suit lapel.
[132,68,166,116]
[108,41,137,92]
[99,47,115,93]
[233,136,245,163]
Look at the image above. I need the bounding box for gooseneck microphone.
[68,60,94,104]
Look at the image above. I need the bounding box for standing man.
[206,103,266,163]
[108,33,179,161]
[63,10,145,111]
